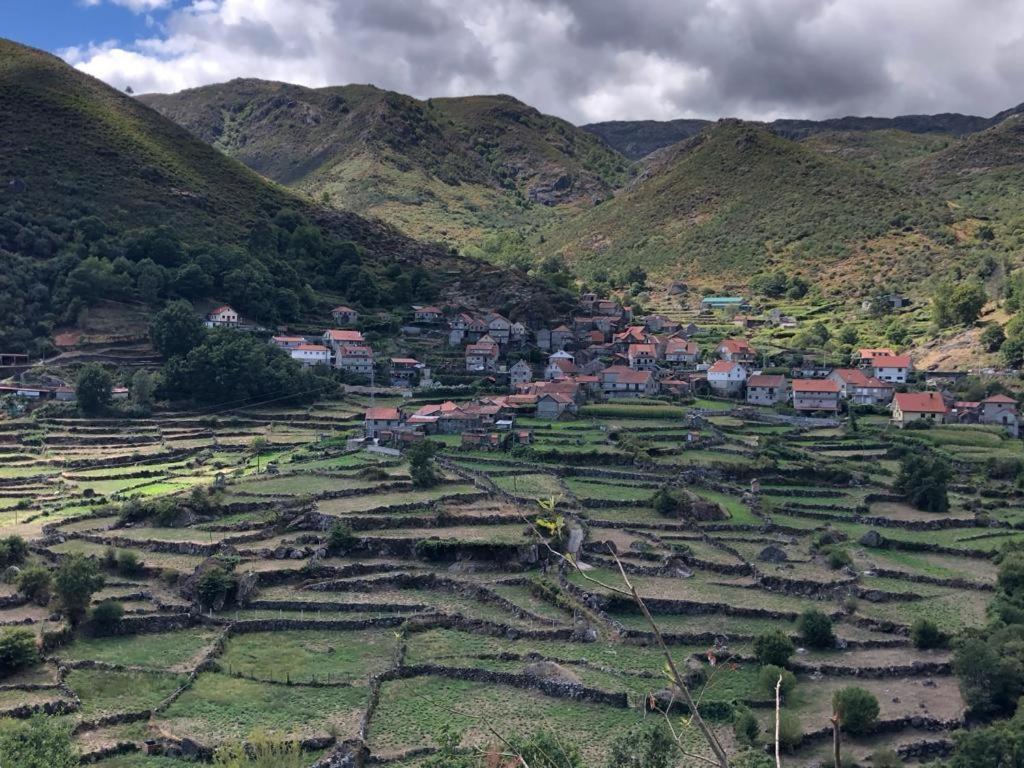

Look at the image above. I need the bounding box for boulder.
[859,530,884,548]
[523,661,582,686]
[758,545,788,563]
[235,571,259,606]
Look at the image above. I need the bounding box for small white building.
[707,360,747,395]
[205,305,239,328]
[290,344,331,366]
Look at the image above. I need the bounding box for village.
[205,292,1022,448]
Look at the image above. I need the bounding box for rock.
[7,178,26,194]
[859,530,884,548]
[758,545,788,563]
[273,546,288,559]
[565,525,585,557]
[235,571,259,607]
[683,657,707,688]
[288,548,306,560]
[861,589,887,603]
[523,661,582,686]
[816,530,848,547]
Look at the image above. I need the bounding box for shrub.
[0,628,38,678]
[894,454,950,513]
[605,722,674,768]
[0,715,77,768]
[797,609,835,649]
[733,705,761,747]
[753,630,795,667]
[53,554,105,625]
[117,550,143,577]
[212,730,305,768]
[16,566,52,606]
[833,686,880,736]
[196,567,232,611]
[778,710,803,752]
[510,729,582,768]
[89,601,124,636]
[910,618,948,649]
[870,748,903,768]
[76,362,113,415]
[0,536,28,568]
[326,521,356,554]
[757,664,796,699]
[826,547,853,570]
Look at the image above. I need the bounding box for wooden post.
[775,674,782,768]
[831,713,841,768]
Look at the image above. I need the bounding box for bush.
[778,710,803,752]
[212,730,305,768]
[326,521,356,554]
[53,554,105,625]
[605,722,674,768]
[0,715,77,768]
[89,601,124,636]
[952,716,1024,768]
[117,550,144,577]
[0,536,28,568]
[870,748,902,768]
[894,454,950,513]
[753,630,795,667]
[76,362,113,415]
[196,566,232,610]
[797,609,835,649]
[16,566,52,606]
[510,728,583,768]
[910,618,948,649]
[833,686,880,735]
[981,324,1006,352]
[0,628,38,678]
[757,664,796,699]
[733,705,761,747]
[826,547,853,570]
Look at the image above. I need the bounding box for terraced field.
[1,395,1022,766]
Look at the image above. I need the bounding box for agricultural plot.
[2,395,1022,766]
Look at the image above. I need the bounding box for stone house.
[746,374,787,406]
[331,306,359,325]
[336,344,374,376]
[508,360,534,390]
[979,394,1020,437]
[600,366,658,398]
[828,368,894,406]
[716,338,756,365]
[364,407,402,438]
[791,379,841,413]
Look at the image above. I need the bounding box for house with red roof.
[665,338,700,366]
[600,366,658,398]
[322,329,366,355]
[892,391,948,427]
[270,335,306,350]
[792,379,841,412]
[746,374,787,406]
[289,343,330,367]
[465,336,499,372]
[413,306,444,323]
[716,338,756,364]
[707,360,747,395]
[979,394,1020,437]
[364,407,402,439]
[855,348,896,366]
[330,306,359,325]
[336,345,374,376]
[389,357,425,387]
[545,356,577,381]
[870,354,912,384]
[828,368,895,406]
[627,343,658,371]
[205,305,239,328]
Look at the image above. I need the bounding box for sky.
[4,0,1024,125]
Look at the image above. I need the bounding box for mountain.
[139,80,629,248]
[585,105,1024,159]
[540,119,951,288]
[0,40,559,354]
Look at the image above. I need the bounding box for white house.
[627,343,658,371]
[892,391,948,427]
[270,335,306,350]
[871,354,911,384]
[290,344,331,366]
[664,338,699,365]
[205,305,239,328]
[707,360,747,395]
[323,329,365,355]
[979,394,1020,438]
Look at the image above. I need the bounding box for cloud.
[62,0,1024,123]
[81,0,175,11]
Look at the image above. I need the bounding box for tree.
[933,280,986,328]
[758,664,796,699]
[0,715,77,768]
[894,454,950,512]
[16,566,52,607]
[130,369,155,414]
[53,554,105,625]
[981,324,1006,353]
[76,363,112,415]
[326,521,356,554]
[0,535,28,567]
[149,299,206,358]
[196,566,232,610]
[733,705,761,747]
[0,628,38,677]
[88,600,124,636]
[753,630,795,667]
[833,686,880,736]
[1003,315,1024,368]
[951,713,1024,768]
[605,722,674,768]
[407,440,439,488]
[797,608,835,649]
[910,618,948,649]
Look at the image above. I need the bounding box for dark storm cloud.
[67,0,1024,123]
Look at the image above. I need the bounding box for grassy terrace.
[2,393,1017,764]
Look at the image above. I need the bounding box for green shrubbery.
[0,628,38,678]
[797,609,835,649]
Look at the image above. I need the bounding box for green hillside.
[140,81,629,249]
[0,41,557,354]
[539,119,948,285]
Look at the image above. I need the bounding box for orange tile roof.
[365,407,400,420]
[894,392,948,414]
[792,379,840,393]
[747,374,786,388]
